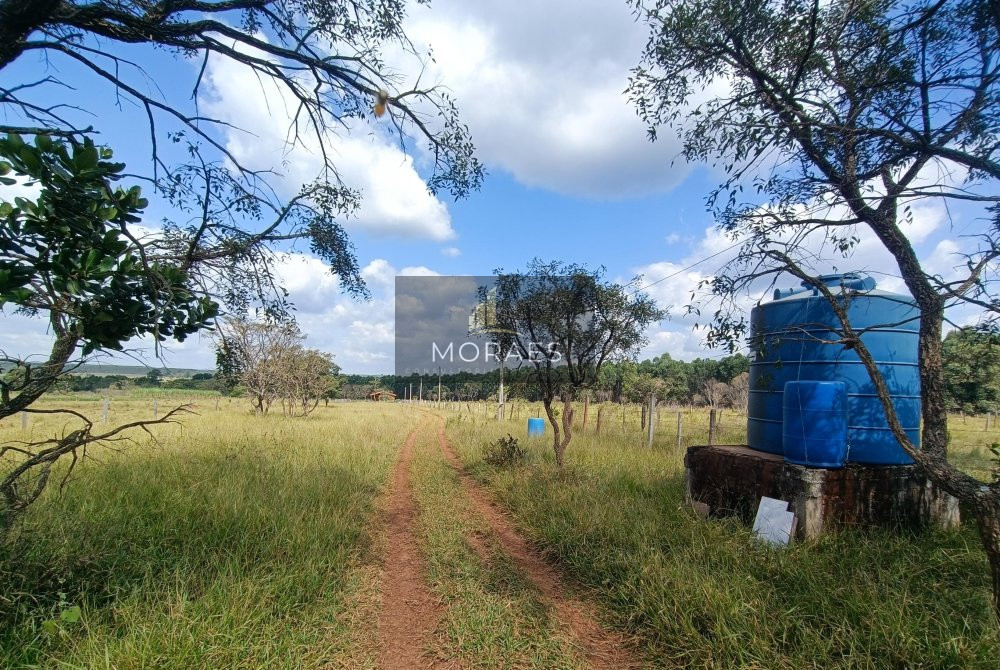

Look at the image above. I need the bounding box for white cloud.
[441,246,462,257]
[401,0,691,198]
[200,42,455,241]
[399,265,441,277]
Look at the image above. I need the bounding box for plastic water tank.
[782,381,848,468]
[527,417,545,436]
[747,273,921,465]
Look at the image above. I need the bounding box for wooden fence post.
[647,395,656,447]
[641,403,647,432]
[596,405,604,435]
[582,394,590,431]
[709,408,718,445]
[153,398,158,419]
[676,411,683,453]
[102,397,110,424]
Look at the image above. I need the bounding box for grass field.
[1,395,998,668]
[445,402,1000,668]
[1,399,417,668]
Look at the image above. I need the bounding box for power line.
[632,240,745,296]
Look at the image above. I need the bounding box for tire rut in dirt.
[433,419,638,670]
[376,423,458,670]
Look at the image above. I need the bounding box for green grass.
[444,407,1000,669]
[407,426,585,669]
[1,402,417,669]
[3,397,998,668]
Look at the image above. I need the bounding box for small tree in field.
[216,318,339,416]
[630,0,1000,616]
[278,347,340,417]
[726,372,750,411]
[216,318,301,415]
[700,378,729,409]
[942,329,1000,415]
[489,260,664,466]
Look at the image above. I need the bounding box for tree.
[277,346,339,416]
[0,136,214,534]
[630,0,1000,616]
[637,353,690,403]
[489,260,665,466]
[0,1,481,197]
[942,328,1000,415]
[1,1,481,322]
[216,317,301,415]
[700,378,729,409]
[726,372,750,411]
[217,318,339,415]
[139,369,163,387]
[1,1,480,529]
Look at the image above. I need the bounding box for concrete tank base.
[685,445,960,540]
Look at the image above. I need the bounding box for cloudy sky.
[0,0,987,373]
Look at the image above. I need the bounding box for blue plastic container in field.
[782,381,849,468]
[527,417,545,436]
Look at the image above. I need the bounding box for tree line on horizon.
[41,327,1000,415]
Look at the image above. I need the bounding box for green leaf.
[76,144,99,170]
[59,605,82,624]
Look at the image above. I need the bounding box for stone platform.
[685,445,960,540]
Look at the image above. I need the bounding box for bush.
[483,434,526,468]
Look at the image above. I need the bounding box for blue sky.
[0,0,986,373]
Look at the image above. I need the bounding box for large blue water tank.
[782,381,848,468]
[747,273,921,465]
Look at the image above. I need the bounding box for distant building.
[368,390,397,402]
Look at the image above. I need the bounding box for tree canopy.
[0,0,481,533]
[943,328,1000,415]
[630,0,1000,617]
[488,260,665,464]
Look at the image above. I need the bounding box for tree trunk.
[0,330,78,420]
[542,397,563,466]
[974,496,1000,621]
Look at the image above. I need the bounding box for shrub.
[483,434,526,468]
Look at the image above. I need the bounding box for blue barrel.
[747,272,920,465]
[782,381,848,468]
[527,418,545,436]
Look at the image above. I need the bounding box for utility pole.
[437,367,442,408]
[409,383,413,404]
[497,354,505,421]
[419,378,423,404]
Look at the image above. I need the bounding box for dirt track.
[374,417,635,669]
[432,418,636,670]
[375,423,455,670]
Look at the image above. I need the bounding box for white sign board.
[752,496,796,545]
